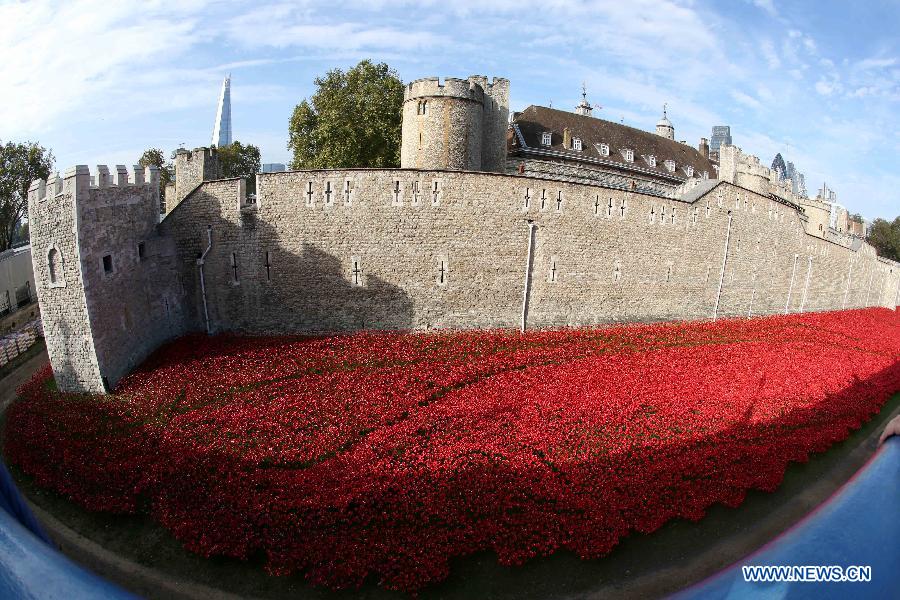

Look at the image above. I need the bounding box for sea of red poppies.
[5,308,900,592]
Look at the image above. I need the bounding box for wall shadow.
[177,192,414,337]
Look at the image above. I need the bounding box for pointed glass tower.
[211,74,232,148]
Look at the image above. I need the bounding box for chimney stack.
[699,137,710,158]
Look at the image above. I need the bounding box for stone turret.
[27,164,184,393]
[656,105,675,140]
[400,75,509,173]
[170,147,220,213]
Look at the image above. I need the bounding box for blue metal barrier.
[673,436,900,599]
[0,461,51,545]
[0,460,135,599]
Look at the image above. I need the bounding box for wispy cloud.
[750,0,778,17]
[760,40,781,69]
[730,90,763,110]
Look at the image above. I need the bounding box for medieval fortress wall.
[30,163,899,393]
[28,164,189,391]
[27,75,900,394]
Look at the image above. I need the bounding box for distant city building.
[211,75,232,148]
[828,202,849,233]
[796,172,807,197]
[784,161,808,197]
[818,182,838,203]
[709,125,732,160]
[261,163,286,173]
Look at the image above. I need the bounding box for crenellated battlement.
[175,146,218,163]
[404,77,484,102]
[27,164,158,204]
[467,75,510,98]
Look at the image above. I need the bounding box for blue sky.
[2,0,898,220]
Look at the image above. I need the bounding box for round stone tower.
[400,77,485,171]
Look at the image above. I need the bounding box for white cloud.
[857,56,897,70]
[760,40,781,69]
[815,80,835,96]
[222,7,448,51]
[0,1,206,132]
[730,90,763,109]
[751,0,778,17]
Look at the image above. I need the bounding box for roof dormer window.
[573,137,582,151]
[622,149,634,162]
[683,166,694,177]
[541,132,552,146]
[596,143,609,156]
[664,159,676,173]
[702,170,709,179]
[646,155,657,167]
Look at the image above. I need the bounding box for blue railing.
[673,436,900,599]
[0,461,135,599]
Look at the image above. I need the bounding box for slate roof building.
[508,102,718,197]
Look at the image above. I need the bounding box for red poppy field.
[5,308,900,592]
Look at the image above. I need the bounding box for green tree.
[217,141,261,193]
[288,60,404,169]
[0,140,54,251]
[866,216,900,262]
[138,148,174,202]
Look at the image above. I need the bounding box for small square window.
[102,254,113,273]
[541,132,552,146]
[573,138,582,151]
[664,160,676,173]
[597,143,609,156]
[138,242,146,261]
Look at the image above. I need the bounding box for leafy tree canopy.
[218,141,261,180]
[866,216,900,262]
[138,148,174,200]
[0,140,54,251]
[288,60,404,169]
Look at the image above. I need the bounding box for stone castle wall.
[29,165,189,393]
[159,169,898,337]
[30,165,900,393]
[28,168,103,392]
